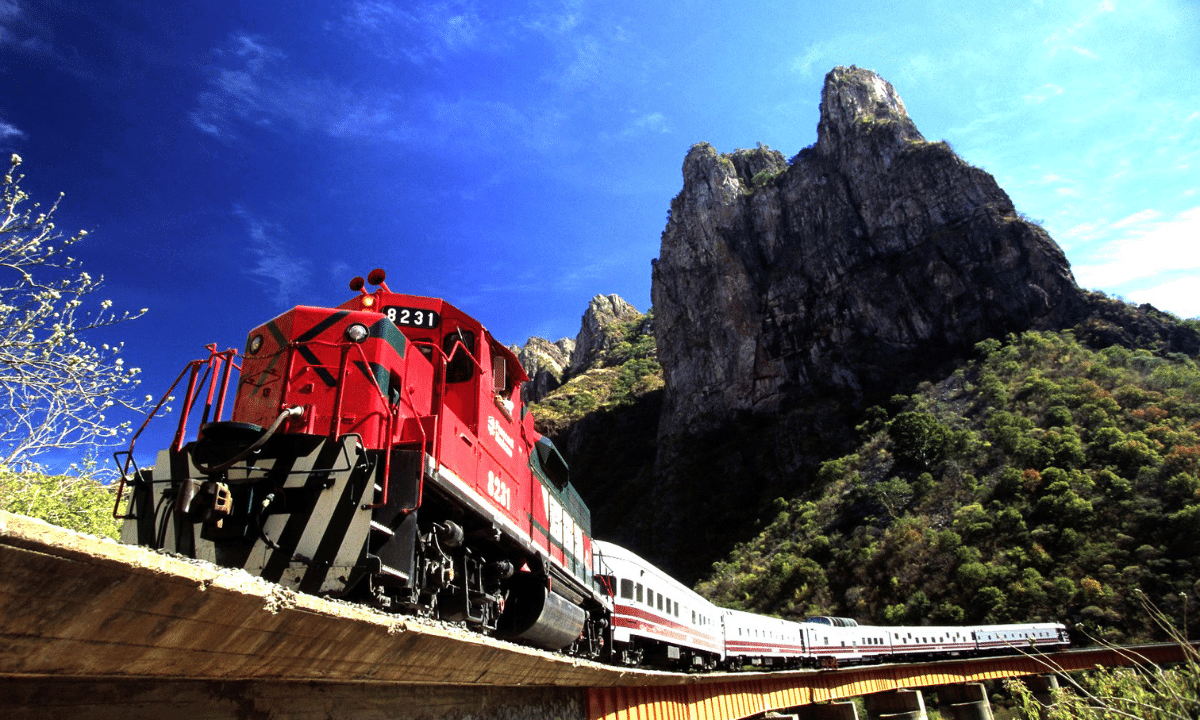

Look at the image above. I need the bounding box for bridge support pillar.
[935,683,993,720]
[1020,674,1061,720]
[796,699,859,719]
[863,689,926,720]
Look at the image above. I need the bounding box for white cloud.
[190,32,402,142]
[1060,219,1107,244]
[0,0,21,42]
[601,111,670,142]
[636,112,669,134]
[1023,84,1063,104]
[0,0,90,77]
[339,0,484,65]
[190,23,584,155]
[790,37,872,79]
[233,206,312,304]
[556,34,604,91]
[1043,0,1115,59]
[1127,275,1200,319]
[0,117,24,141]
[1073,206,1200,288]
[1068,45,1101,60]
[1110,209,1161,230]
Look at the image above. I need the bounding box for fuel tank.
[495,572,586,650]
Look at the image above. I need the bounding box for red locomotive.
[116,269,611,657]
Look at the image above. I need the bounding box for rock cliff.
[640,66,1094,581]
[518,296,662,548]
[569,295,643,374]
[516,294,644,404]
[515,337,574,404]
[652,66,1086,442]
[521,67,1195,585]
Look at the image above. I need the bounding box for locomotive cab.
[116,269,609,658]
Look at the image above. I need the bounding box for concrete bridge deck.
[1,511,1194,720]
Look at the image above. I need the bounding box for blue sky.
[2,0,1198,463]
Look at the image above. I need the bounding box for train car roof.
[593,540,717,609]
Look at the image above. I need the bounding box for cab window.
[443,329,476,383]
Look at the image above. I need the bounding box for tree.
[888,411,951,469]
[0,466,120,538]
[0,154,151,472]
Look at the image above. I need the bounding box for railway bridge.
[1,511,1192,720]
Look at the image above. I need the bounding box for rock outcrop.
[652,66,1085,441]
[515,337,574,403]
[569,295,643,374]
[517,67,1194,585]
[517,294,645,404]
[516,296,662,550]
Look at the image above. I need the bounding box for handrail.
[112,345,239,519]
[274,336,434,510]
[112,328,452,520]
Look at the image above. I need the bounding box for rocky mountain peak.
[514,336,574,403]
[570,294,642,373]
[653,66,1085,444]
[815,65,923,160]
[516,294,643,403]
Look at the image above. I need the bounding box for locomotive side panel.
[475,338,532,544]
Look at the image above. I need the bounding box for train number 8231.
[384,306,441,329]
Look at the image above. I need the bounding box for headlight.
[345,323,369,343]
[247,334,264,354]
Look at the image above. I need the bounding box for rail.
[111,344,239,518]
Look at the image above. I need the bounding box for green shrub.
[1006,610,1200,720]
[889,411,951,468]
[0,466,120,539]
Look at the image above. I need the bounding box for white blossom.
[0,154,153,474]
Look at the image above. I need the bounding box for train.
[596,541,1068,670]
[113,269,1068,670]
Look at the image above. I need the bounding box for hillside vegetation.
[527,312,664,545]
[0,466,121,539]
[530,312,661,436]
[697,328,1200,644]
